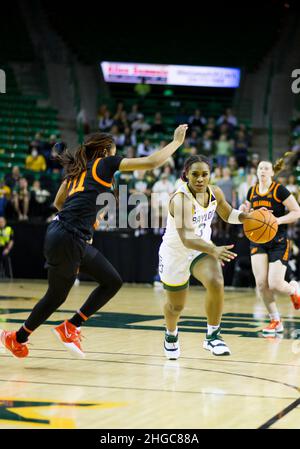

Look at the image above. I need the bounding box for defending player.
[0,125,188,358]
[240,158,300,334]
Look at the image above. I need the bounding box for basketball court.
[0,280,299,429]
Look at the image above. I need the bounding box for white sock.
[269,313,280,322]
[166,327,178,336]
[207,324,220,336]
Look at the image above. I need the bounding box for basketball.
[243,209,278,244]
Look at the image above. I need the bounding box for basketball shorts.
[158,242,207,291]
[250,234,290,267]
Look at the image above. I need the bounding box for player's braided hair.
[181,155,211,181]
[56,132,115,179]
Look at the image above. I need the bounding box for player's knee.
[256,279,269,292]
[167,302,184,315]
[206,275,224,291]
[268,279,279,292]
[112,273,123,293]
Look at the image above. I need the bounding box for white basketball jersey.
[162,183,217,249]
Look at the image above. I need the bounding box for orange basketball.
[243,209,278,244]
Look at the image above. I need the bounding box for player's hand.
[239,203,250,213]
[212,244,237,263]
[173,124,188,145]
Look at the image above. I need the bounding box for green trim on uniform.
[163,281,189,291]
[190,253,208,275]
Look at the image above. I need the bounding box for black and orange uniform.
[22,155,123,334]
[246,181,291,266]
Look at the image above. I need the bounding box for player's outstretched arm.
[213,186,250,223]
[119,124,188,172]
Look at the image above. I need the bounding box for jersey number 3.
[68,171,87,196]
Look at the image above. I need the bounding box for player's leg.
[52,245,123,357]
[191,255,230,355]
[267,239,300,309]
[159,244,189,359]
[0,222,84,357]
[251,253,283,333]
[163,287,188,360]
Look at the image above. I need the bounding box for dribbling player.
[159,155,251,359]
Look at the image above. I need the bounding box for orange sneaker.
[290,281,300,310]
[0,330,29,358]
[52,321,85,358]
[262,320,284,334]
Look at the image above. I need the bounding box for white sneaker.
[164,332,180,360]
[203,328,231,356]
[262,320,284,334]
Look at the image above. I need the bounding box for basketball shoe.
[52,321,85,358]
[203,328,231,356]
[290,281,300,310]
[164,332,180,360]
[262,320,284,334]
[0,330,29,358]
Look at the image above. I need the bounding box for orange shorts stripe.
[283,240,290,261]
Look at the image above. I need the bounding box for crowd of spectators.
[0,104,300,242]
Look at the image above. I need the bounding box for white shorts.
[158,242,207,291]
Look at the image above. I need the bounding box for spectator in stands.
[186,130,201,149]
[150,112,166,134]
[119,126,137,150]
[29,132,46,153]
[129,170,151,236]
[26,147,47,172]
[77,108,90,135]
[216,167,236,238]
[131,114,151,135]
[128,104,140,124]
[188,109,207,131]
[217,108,238,127]
[237,173,257,207]
[30,180,51,220]
[250,152,260,170]
[5,166,21,190]
[40,134,57,168]
[110,125,125,150]
[0,179,11,216]
[152,173,175,234]
[199,130,215,159]
[113,102,125,122]
[228,156,238,175]
[113,110,128,133]
[215,133,232,167]
[0,216,14,271]
[162,164,176,184]
[12,177,30,221]
[233,130,248,167]
[99,110,114,132]
[134,78,151,102]
[137,138,155,157]
[210,166,223,185]
[97,104,108,121]
[286,175,300,202]
[125,146,136,159]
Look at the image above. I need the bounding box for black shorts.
[44,220,87,278]
[250,234,291,266]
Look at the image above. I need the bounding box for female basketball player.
[159,155,251,358]
[240,157,300,334]
[0,125,188,358]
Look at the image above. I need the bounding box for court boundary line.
[258,397,300,429]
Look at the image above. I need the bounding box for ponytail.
[273,151,294,175]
